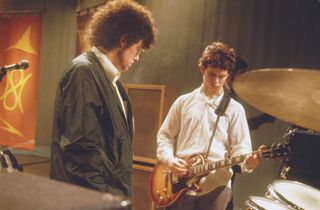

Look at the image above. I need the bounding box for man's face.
[201,66,229,92]
[116,40,144,72]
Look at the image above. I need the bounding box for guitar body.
[150,163,185,207]
[150,154,206,207]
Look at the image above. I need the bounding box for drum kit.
[246,180,320,210]
[233,68,320,210]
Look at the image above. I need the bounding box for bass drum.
[245,196,291,210]
[266,180,320,210]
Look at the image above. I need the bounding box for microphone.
[0,59,29,72]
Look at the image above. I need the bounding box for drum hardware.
[0,147,23,173]
[279,163,291,180]
[0,150,14,173]
[280,129,320,189]
[0,141,34,173]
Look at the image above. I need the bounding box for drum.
[246,196,291,210]
[266,180,320,210]
[282,129,320,189]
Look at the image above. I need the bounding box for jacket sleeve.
[57,66,123,195]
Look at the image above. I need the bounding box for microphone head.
[18,59,29,69]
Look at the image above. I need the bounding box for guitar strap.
[205,89,231,159]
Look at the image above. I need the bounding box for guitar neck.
[189,152,260,176]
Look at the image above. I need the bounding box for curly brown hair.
[198,42,236,73]
[85,0,157,50]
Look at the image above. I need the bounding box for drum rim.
[269,179,320,210]
[266,184,298,210]
[247,196,292,210]
[272,179,320,192]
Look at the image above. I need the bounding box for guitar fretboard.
[188,143,291,176]
[189,152,258,176]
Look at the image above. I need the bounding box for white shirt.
[91,47,127,119]
[157,85,252,195]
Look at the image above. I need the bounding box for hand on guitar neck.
[242,145,265,171]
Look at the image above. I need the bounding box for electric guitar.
[150,143,291,207]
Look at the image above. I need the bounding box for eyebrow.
[209,71,228,76]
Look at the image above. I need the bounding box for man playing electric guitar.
[156,42,262,210]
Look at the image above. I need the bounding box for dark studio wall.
[120,1,320,206]
[3,0,320,209]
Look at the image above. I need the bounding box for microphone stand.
[0,59,29,81]
[0,67,8,81]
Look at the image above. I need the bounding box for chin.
[121,67,130,72]
[210,84,219,88]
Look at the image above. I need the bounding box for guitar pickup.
[171,172,178,184]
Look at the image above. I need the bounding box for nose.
[134,54,140,62]
[212,76,219,83]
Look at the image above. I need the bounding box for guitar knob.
[156,190,160,196]
[162,188,167,193]
[159,196,163,202]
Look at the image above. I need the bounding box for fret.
[210,162,216,170]
[191,167,195,175]
[233,156,240,163]
[204,163,209,171]
[226,158,232,165]
[195,165,200,174]
[199,165,203,173]
[220,160,226,167]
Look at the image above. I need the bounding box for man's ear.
[120,35,128,48]
[199,65,206,74]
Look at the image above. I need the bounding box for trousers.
[166,186,232,210]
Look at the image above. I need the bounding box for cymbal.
[233,68,320,131]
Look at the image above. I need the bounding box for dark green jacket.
[50,51,134,198]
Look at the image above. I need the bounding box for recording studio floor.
[15,154,50,177]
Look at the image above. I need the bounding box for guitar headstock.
[261,142,292,160]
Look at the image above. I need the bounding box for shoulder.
[59,52,102,88]
[174,88,200,106]
[63,52,102,78]
[69,51,99,71]
[228,97,246,113]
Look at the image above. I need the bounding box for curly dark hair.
[85,0,157,50]
[198,42,236,73]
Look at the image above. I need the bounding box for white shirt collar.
[91,46,121,84]
[200,84,224,106]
